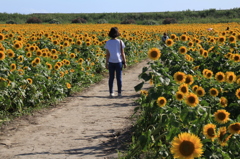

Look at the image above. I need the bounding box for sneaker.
[110,93,114,97]
[118,93,122,97]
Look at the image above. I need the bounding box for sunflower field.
[0,23,239,158]
[0,23,166,121]
[123,23,240,158]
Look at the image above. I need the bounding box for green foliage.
[0,8,240,24]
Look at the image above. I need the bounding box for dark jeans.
[108,62,122,94]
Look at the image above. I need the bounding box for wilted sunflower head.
[148,48,161,60]
[214,109,230,124]
[218,127,232,146]
[170,132,203,159]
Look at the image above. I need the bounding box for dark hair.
[108,27,120,38]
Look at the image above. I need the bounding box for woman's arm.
[120,45,127,68]
[105,49,110,69]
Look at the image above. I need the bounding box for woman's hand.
[105,63,109,69]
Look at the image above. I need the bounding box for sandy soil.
[0,60,150,159]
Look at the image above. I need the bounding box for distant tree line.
[1,8,240,25]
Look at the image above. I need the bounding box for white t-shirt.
[104,39,125,63]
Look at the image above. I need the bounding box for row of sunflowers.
[124,23,240,158]
[0,23,165,120]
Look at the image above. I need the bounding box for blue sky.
[1,0,239,14]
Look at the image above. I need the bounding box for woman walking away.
[105,27,127,97]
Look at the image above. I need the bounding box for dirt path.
[0,60,150,159]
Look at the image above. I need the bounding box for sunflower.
[66,83,71,89]
[0,51,6,60]
[236,88,240,99]
[18,69,24,75]
[60,71,65,77]
[185,74,194,85]
[218,36,226,43]
[165,39,174,46]
[26,52,32,58]
[78,58,84,63]
[178,46,187,54]
[215,72,225,82]
[209,88,219,97]
[170,34,177,40]
[140,90,148,96]
[26,78,33,84]
[54,64,60,70]
[175,91,184,101]
[17,55,24,63]
[10,63,17,72]
[214,109,230,124]
[203,123,217,141]
[180,34,188,41]
[236,78,240,85]
[237,33,240,41]
[225,71,236,83]
[218,127,232,146]
[228,35,236,43]
[233,54,240,62]
[6,49,15,58]
[228,123,240,134]
[70,53,76,58]
[76,40,82,45]
[36,50,42,56]
[179,83,189,95]
[0,33,5,41]
[192,85,198,93]
[157,97,167,107]
[148,48,161,60]
[171,132,203,159]
[174,72,186,84]
[202,50,208,58]
[188,41,194,47]
[205,70,213,79]
[46,63,52,70]
[196,86,205,97]
[14,41,23,49]
[34,57,41,64]
[186,93,199,107]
